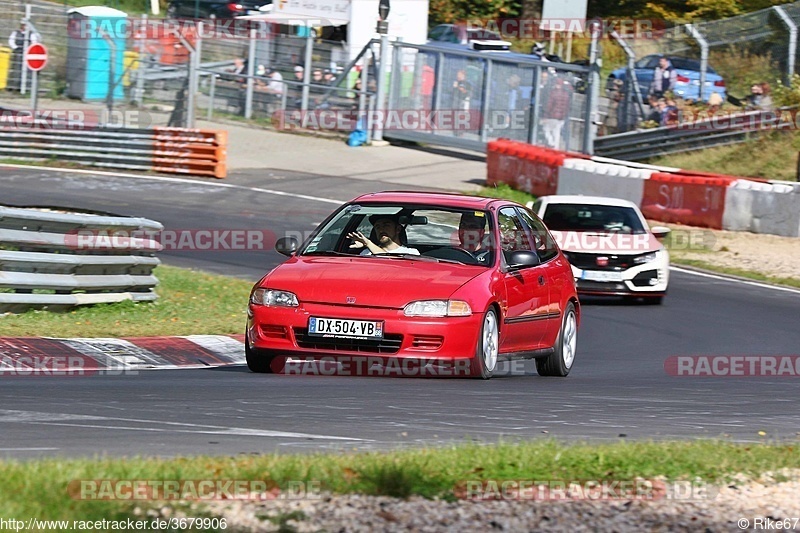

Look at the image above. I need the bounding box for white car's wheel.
[536,302,576,377]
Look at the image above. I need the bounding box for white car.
[530,195,671,304]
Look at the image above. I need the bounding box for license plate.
[581,270,624,282]
[308,317,384,339]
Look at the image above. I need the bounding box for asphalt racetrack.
[1,166,799,458]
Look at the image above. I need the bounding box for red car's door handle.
[538,275,545,286]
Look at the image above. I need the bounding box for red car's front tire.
[471,308,499,379]
[245,342,278,374]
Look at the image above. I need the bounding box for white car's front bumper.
[567,251,670,296]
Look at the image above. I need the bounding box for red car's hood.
[262,256,483,308]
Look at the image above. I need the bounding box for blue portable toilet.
[66,6,127,101]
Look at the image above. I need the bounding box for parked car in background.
[166,0,272,18]
[531,195,671,304]
[247,192,580,378]
[607,55,727,102]
[428,24,505,45]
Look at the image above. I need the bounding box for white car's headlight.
[250,288,299,307]
[633,251,658,265]
[404,300,472,317]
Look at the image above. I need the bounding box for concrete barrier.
[724,181,800,237]
[486,138,800,237]
[557,159,650,204]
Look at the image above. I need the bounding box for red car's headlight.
[250,288,299,307]
[404,300,472,317]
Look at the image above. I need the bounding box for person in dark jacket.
[650,56,677,99]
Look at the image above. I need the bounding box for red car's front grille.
[292,328,403,354]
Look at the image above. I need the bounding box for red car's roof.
[351,191,508,210]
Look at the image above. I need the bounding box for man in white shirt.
[8,21,41,91]
[265,69,283,96]
[8,21,40,50]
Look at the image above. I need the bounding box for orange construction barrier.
[487,139,587,197]
[151,127,227,178]
[641,173,730,229]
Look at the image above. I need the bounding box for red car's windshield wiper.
[302,250,353,257]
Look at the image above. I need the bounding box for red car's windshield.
[299,204,496,266]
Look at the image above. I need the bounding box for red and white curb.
[0,335,245,373]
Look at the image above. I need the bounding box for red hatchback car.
[246,192,579,378]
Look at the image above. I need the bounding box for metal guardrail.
[0,206,162,312]
[0,113,228,178]
[594,108,794,161]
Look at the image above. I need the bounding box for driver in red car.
[347,214,420,255]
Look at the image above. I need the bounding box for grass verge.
[648,130,800,182]
[474,184,536,205]
[1,441,798,526]
[0,265,254,337]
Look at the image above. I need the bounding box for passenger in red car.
[347,215,420,255]
[457,212,492,263]
[458,213,487,251]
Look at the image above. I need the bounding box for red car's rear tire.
[536,302,577,377]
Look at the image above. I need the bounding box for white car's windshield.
[543,204,647,234]
[300,204,496,266]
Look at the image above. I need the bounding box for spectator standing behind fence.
[411,59,435,111]
[452,69,472,136]
[541,74,573,149]
[499,73,527,133]
[287,65,304,109]
[602,78,623,135]
[266,68,284,97]
[8,21,41,91]
[650,56,677,99]
[452,69,472,111]
[226,58,247,81]
[253,66,283,112]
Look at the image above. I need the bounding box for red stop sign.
[25,43,48,71]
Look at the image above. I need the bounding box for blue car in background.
[607,55,727,102]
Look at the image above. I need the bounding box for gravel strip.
[179,471,800,532]
[664,223,800,281]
